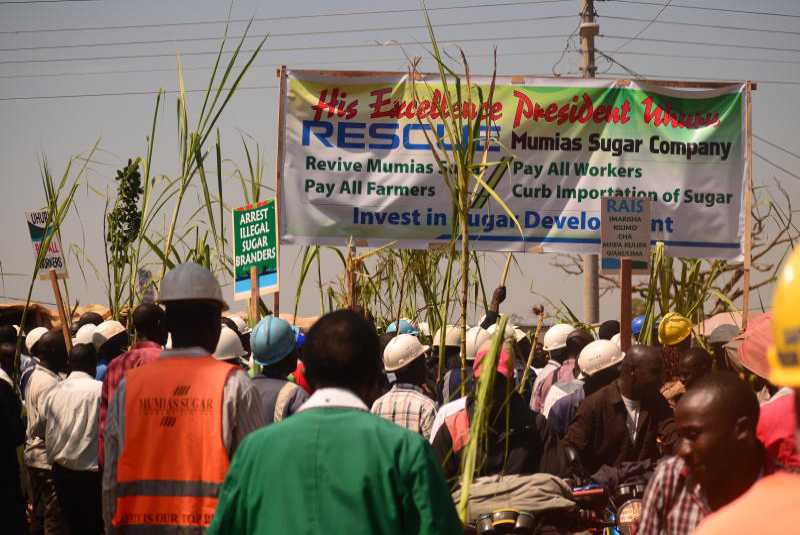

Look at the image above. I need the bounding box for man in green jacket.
[209,309,463,535]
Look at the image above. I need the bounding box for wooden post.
[619,259,633,353]
[48,268,72,352]
[273,65,288,317]
[249,266,259,324]
[741,81,753,330]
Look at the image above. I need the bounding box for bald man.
[563,345,676,474]
[639,372,768,534]
[677,348,713,390]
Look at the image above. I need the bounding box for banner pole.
[48,268,72,353]
[620,259,632,353]
[273,66,287,317]
[742,81,753,330]
[250,266,259,324]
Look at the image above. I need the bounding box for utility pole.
[580,0,600,323]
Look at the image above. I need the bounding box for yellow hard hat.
[768,247,800,387]
[658,312,692,346]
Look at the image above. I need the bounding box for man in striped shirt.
[638,373,771,535]
[372,334,437,439]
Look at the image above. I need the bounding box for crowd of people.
[0,251,799,534]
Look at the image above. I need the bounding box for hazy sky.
[1,0,798,323]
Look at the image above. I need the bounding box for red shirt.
[694,473,800,535]
[98,340,161,467]
[757,391,799,469]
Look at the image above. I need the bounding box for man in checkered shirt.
[638,372,777,534]
[371,334,437,440]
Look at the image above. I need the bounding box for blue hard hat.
[631,315,646,336]
[292,326,305,350]
[386,319,418,336]
[252,316,296,366]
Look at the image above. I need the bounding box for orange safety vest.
[113,356,234,530]
[445,408,471,454]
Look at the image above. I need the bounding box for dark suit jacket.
[562,381,676,475]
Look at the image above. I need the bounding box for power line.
[602,15,800,37]
[0,49,566,80]
[754,152,800,182]
[4,48,798,81]
[0,0,97,4]
[608,0,800,18]
[754,135,800,162]
[606,50,800,67]
[0,0,571,34]
[0,14,574,53]
[611,0,671,53]
[602,34,800,54]
[6,31,798,67]
[0,33,573,65]
[0,85,277,102]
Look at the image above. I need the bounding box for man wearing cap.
[92,320,130,382]
[99,303,167,469]
[21,326,49,399]
[530,323,576,412]
[432,339,566,482]
[209,309,462,535]
[693,247,800,534]
[538,329,594,417]
[250,316,309,425]
[103,262,265,534]
[563,345,676,474]
[213,325,249,367]
[548,339,625,437]
[372,334,437,439]
[25,330,69,534]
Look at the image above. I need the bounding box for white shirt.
[429,396,467,444]
[542,379,583,418]
[297,387,368,412]
[24,365,60,469]
[35,371,102,471]
[620,394,641,442]
[530,361,560,411]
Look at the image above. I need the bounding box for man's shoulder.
[255,407,428,448]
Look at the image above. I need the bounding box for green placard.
[232,200,279,300]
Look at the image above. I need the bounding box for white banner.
[279,70,747,259]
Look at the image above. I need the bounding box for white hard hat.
[578,339,624,377]
[543,323,575,352]
[432,325,462,348]
[92,320,127,350]
[25,327,48,354]
[158,262,228,310]
[383,334,429,372]
[74,323,97,346]
[486,323,527,343]
[465,326,492,361]
[213,326,247,361]
[417,321,431,337]
[229,315,251,335]
[610,333,636,350]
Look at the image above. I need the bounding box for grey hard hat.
[158,262,228,310]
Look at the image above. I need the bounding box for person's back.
[249,316,310,424]
[214,401,459,534]
[209,309,462,535]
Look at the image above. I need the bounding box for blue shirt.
[548,387,585,437]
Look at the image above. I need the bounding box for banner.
[26,209,68,279]
[279,70,747,259]
[232,200,279,301]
